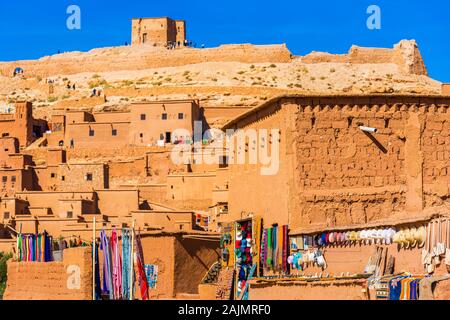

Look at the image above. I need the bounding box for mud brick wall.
[296,107,407,190]
[292,102,449,230]
[422,113,450,207]
[3,247,92,300]
[249,279,369,300]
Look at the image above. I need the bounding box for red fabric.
[134,232,149,300]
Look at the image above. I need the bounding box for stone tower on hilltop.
[131,17,186,46]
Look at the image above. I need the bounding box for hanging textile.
[100,230,113,299]
[277,225,283,271]
[94,242,102,300]
[145,265,158,289]
[388,275,426,300]
[282,225,289,273]
[110,229,122,300]
[16,231,53,262]
[266,228,273,267]
[261,229,268,268]
[122,228,132,300]
[134,230,149,300]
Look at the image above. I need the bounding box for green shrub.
[0,252,12,299]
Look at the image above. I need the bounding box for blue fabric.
[121,228,132,300]
[145,265,158,289]
[389,278,402,300]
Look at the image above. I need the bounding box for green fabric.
[17,235,22,262]
[266,228,272,267]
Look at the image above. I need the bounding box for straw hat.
[408,228,418,248]
[347,231,353,241]
[416,226,426,248]
[344,232,350,242]
[355,231,361,242]
[400,229,411,249]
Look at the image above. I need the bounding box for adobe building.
[0,102,47,148]
[131,17,186,46]
[222,94,450,229]
[218,93,450,300]
[46,99,202,148]
[0,137,35,196]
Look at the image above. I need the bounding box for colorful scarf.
[122,228,132,300]
[266,228,272,267]
[100,230,113,299]
[134,231,149,300]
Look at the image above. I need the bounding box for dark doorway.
[33,125,43,138]
[165,132,171,143]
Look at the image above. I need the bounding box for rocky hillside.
[0,40,442,127]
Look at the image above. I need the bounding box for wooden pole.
[129,219,135,300]
[92,217,96,301]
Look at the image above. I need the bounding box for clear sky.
[0,0,448,81]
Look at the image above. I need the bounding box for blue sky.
[0,0,449,81]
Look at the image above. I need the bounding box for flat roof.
[131,99,198,105]
[131,17,185,22]
[222,93,450,130]
[67,121,131,125]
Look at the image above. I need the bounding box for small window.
[11,176,16,183]
[140,114,146,120]
[112,129,117,136]
[178,113,184,120]
[2,133,9,137]
[161,113,168,120]
[67,211,73,219]
[86,173,93,181]
[51,173,56,178]
[89,129,95,137]
[139,133,143,138]
[4,212,10,220]
[61,176,65,181]
[4,148,8,152]
[2,176,7,183]
[171,185,174,189]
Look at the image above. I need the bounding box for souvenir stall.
[221,216,261,300]
[233,218,256,299]
[221,215,293,299]
[283,215,450,300]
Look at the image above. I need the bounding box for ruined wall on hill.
[301,40,427,75]
[0,44,292,78]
